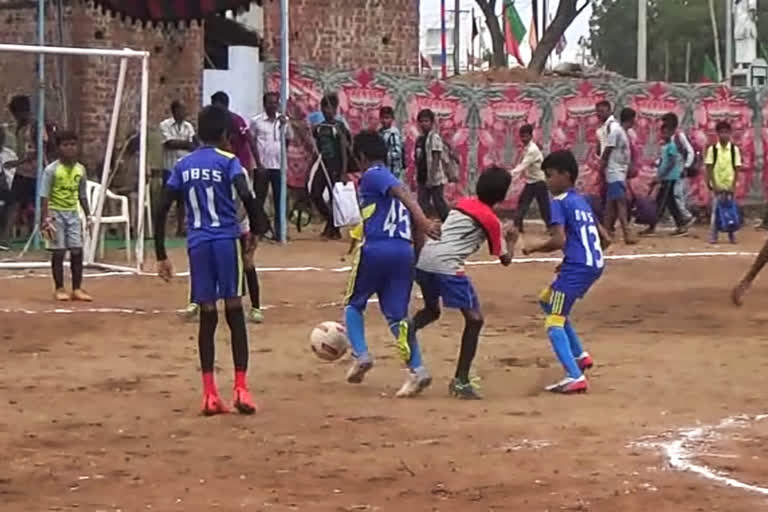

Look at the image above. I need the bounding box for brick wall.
[261,0,419,74]
[0,1,203,173]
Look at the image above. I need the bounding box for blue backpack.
[715,197,741,232]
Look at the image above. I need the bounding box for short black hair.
[519,123,534,136]
[323,92,339,108]
[198,105,230,145]
[210,91,229,107]
[661,112,679,129]
[379,106,394,117]
[263,91,279,104]
[352,130,388,162]
[170,100,183,112]
[620,107,636,124]
[8,95,30,114]
[716,120,732,132]
[542,150,579,183]
[55,129,78,146]
[476,166,512,206]
[595,100,611,110]
[417,109,435,122]
[320,95,336,110]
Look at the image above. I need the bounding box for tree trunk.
[528,0,587,75]
[476,0,506,68]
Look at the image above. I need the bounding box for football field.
[2,226,768,511]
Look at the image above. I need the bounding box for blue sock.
[564,320,585,358]
[547,326,582,379]
[389,320,424,371]
[344,305,369,359]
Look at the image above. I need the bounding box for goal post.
[0,44,150,273]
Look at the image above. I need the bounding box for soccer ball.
[310,321,349,361]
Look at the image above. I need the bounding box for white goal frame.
[0,44,150,273]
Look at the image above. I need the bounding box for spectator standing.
[595,100,619,159]
[414,109,449,221]
[160,100,196,236]
[705,121,742,244]
[310,94,350,239]
[379,106,404,179]
[211,91,254,170]
[600,108,637,245]
[512,123,548,233]
[307,92,349,129]
[641,123,688,236]
[0,127,17,250]
[251,92,293,241]
[5,95,46,240]
[661,113,695,226]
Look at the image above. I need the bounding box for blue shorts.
[188,238,244,304]
[345,241,414,321]
[540,265,602,317]
[606,181,627,201]
[415,269,479,311]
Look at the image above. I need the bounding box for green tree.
[590,0,768,82]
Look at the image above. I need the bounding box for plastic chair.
[85,180,131,261]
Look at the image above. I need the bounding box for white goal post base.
[0,43,150,274]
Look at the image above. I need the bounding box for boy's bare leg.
[616,198,636,244]
[603,199,617,236]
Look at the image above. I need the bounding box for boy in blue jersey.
[344,130,441,397]
[155,105,264,416]
[523,150,612,394]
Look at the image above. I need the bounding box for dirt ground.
[3,224,768,511]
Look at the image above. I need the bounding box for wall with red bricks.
[261,0,419,74]
[0,1,203,172]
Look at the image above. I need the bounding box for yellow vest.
[49,161,86,211]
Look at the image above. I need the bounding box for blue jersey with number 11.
[359,165,411,244]
[550,189,604,270]
[166,146,244,249]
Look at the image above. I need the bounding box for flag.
[528,15,538,52]
[503,0,526,66]
[701,53,719,82]
[421,53,432,70]
[472,16,479,40]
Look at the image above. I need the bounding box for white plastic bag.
[332,181,361,227]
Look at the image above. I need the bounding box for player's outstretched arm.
[154,186,180,281]
[499,222,519,266]
[733,238,768,305]
[523,225,565,255]
[390,184,441,240]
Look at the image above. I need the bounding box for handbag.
[331,181,361,227]
[715,195,741,233]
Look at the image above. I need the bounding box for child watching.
[40,130,92,302]
[705,121,742,244]
[379,106,404,179]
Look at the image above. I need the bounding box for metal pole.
[685,41,692,83]
[441,0,447,79]
[725,0,733,82]
[471,8,475,72]
[453,0,460,75]
[34,0,45,249]
[637,0,647,80]
[709,0,723,81]
[279,0,289,244]
[86,57,127,264]
[136,54,149,269]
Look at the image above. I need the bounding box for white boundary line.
[638,414,768,496]
[0,251,756,280]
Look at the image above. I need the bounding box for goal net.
[0,44,150,274]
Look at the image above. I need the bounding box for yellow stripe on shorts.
[344,241,363,305]
[236,239,244,296]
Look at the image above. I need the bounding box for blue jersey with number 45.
[359,164,411,244]
[166,146,244,249]
[550,189,604,271]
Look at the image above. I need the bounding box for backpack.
[674,133,703,178]
[715,196,741,232]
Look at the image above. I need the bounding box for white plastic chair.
[85,180,131,261]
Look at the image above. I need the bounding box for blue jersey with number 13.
[359,165,411,244]
[549,189,604,271]
[166,146,244,249]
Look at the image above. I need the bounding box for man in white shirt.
[600,107,636,244]
[160,100,196,236]
[662,113,695,225]
[251,92,293,241]
[512,124,548,232]
[595,100,619,158]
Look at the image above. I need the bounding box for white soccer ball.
[310,321,350,361]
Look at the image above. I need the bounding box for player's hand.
[244,232,258,253]
[421,219,441,240]
[732,280,750,306]
[157,259,174,282]
[85,216,94,230]
[40,217,55,241]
